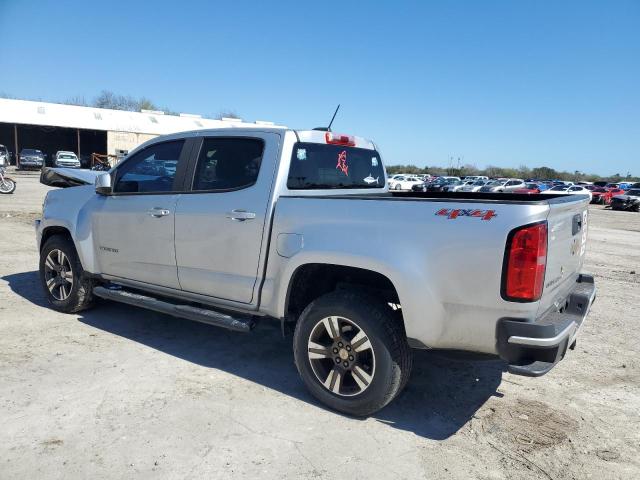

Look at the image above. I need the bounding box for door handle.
[226,209,256,221]
[148,207,171,218]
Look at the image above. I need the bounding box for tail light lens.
[502,222,547,302]
[325,132,356,146]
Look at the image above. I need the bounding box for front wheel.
[39,235,96,313]
[293,291,412,416]
[0,177,16,194]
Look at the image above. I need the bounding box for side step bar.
[93,286,255,332]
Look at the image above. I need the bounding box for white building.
[0,98,283,166]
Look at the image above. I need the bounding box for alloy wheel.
[44,249,74,301]
[307,316,376,397]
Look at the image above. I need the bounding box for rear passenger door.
[174,132,281,304]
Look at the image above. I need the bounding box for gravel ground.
[1,173,638,479]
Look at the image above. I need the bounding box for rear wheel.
[293,291,412,416]
[39,235,96,313]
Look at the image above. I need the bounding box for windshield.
[593,188,607,193]
[288,143,385,189]
[485,180,503,186]
[626,189,640,196]
[59,154,77,159]
[525,183,538,189]
[550,186,569,191]
[472,180,486,186]
[23,149,41,155]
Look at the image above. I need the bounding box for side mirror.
[95,173,112,195]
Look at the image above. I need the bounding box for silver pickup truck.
[36,128,596,416]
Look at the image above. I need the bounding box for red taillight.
[503,222,547,301]
[325,132,356,146]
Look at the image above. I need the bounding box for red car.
[513,182,541,194]
[590,187,613,204]
[608,188,626,197]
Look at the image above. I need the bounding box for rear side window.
[114,140,184,193]
[192,137,264,191]
[288,142,385,189]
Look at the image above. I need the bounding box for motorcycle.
[0,165,17,194]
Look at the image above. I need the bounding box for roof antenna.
[313,104,340,132]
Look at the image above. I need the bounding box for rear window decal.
[336,150,349,176]
[363,173,379,185]
[296,148,307,161]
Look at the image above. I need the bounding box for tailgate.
[538,195,590,316]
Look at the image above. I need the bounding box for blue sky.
[1,0,638,175]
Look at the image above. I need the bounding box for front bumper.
[20,160,43,168]
[496,274,596,377]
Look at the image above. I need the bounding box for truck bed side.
[260,194,590,355]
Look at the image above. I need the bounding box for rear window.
[288,142,385,190]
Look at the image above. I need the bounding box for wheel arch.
[40,226,74,251]
[284,263,402,324]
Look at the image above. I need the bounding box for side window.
[192,137,264,191]
[114,140,184,193]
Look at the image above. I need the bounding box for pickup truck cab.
[36,127,596,416]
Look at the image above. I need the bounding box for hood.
[40,167,102,188]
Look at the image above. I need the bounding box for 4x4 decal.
[435,208,497,221]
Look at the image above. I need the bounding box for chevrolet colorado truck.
[36,128,596,416]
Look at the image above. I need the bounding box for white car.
[542,185,592,200]
[388,175,423,190]
[458,179,490,192]
[478,179,526,193]
[54,151,81,168]
[445,180,475,192]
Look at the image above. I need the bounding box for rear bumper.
[496,274,596,377]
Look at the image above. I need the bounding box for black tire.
[293,291,412,416]
[39,235,96,313]
[0,177,16,194]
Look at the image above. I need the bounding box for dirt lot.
[1,172,639,479]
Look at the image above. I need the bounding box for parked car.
[589,187,613,205]
[513,183,542,194]
[18,148,45,170]
[610,189,640,212]
[458,179,490,192]
[462,175,488,181]
[424,176,461,192]
[54,151,81,168]
[388,175,422,190]
[542,185,592,200]
[607,188,626,197]
[444,180,474,192]
[605,183,620,189]
[0,144,9,166]
[36,127,596,416]
[593,181,608,187]
[479,179,525,193]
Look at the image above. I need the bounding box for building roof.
[0,98,285,135]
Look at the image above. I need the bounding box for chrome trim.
[508,322,576,347]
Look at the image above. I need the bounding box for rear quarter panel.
[261,196,553,354]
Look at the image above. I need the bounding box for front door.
[174,133,280,304]
[93,139,188,289]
